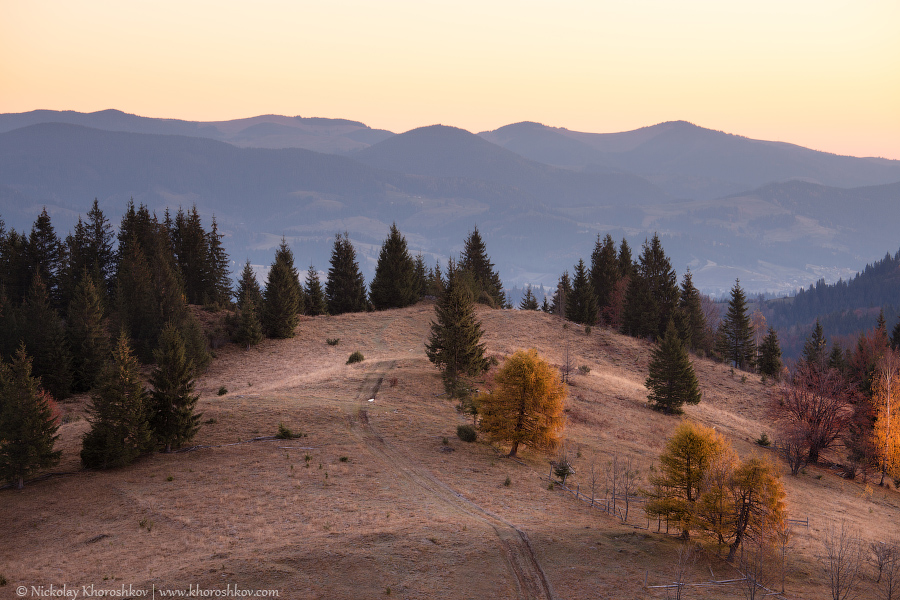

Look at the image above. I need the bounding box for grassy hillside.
[3,304,898,598]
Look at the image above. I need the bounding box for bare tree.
[873,541,895,585]
[774,362,855,464]
[876,541,900,600]
[822,520,863,600]
[617,455,641,522]
[589,462,598,507]
[739,532,772,600]
[780,425,810,476]
[669,542,697,600]
[777,521,793,594]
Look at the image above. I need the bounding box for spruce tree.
[0,345,61,489]
[413,254,428,301]
[758,327,783,379]
[205,216,232,307]
[21,274,73,400]
[81,332,152,469]
[716,279,756,370]
[235,259,263,309]
[369,223,417,310]
[425,260,489,399]
[590,233,619,310]
[25,208,63,307]
[149,322,201,452]
[621,271,657,339]
[325,232,368,315]
[541,295,552,313]
[646,320,702,414]
[262,239,302,338]
[234,298,264,349]
[459,226,506,308]
[519,286,539,310]
[569,259,598,326]
[618,238,634,279]
[676,269,707,353]
[551,271,573,318]
[303,265,327,316]
[891,316,900,351]
[427,261,444,298]
[67,273,110,393]
[801,320,827,371]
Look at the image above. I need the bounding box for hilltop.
[2,304,897,598]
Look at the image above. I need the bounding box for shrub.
[347,351,364,364]
[441,437,449,446]
[217,386,227,396]
[326,338,340,346]
[457,424,477,442]
[756,432,771,447]
[578,365,591,375]
[339,456,349,462]
[503,476,511,487]
[584,326,592,335]
[276,422,295,439]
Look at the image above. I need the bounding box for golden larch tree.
[478,348,566,458]
[873,351,900,485]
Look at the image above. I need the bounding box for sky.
[2,0,899,159]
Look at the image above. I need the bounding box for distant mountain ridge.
[0,110,898,296]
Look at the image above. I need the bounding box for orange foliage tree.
[873,351,900,485]
[478,349,566,458]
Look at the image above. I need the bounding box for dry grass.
[3,303,900,598]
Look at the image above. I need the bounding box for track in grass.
[350,360,556,600]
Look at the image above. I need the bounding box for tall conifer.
[262,239,302,339]
[646,320,702,414]
[67,273,110,392]
[304,265,327,316]
[369,223,417,310]
[149,322,201,452]
[717,279,756,370]
[21,274,72,400]
[325,232,368,315]
[569,259,598,326]
[459,226,506,308]
[590,234,619,310]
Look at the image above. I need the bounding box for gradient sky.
[2,0,898,159]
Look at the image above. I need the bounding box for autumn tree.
[873,351,900,485]
[723,457,787,562]
[149,322,201,452]
[425,260,489,399]
[775,361,854,464]
[81,332,153,469]
[369,223,417,310]
[0,345,61,489]
[646,421,729,539]
[646,320,702,414]
[478,348,566,458]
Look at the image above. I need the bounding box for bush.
[326,338,340,346]
[578,365,591,375]
[584,326,592,335]
[347,351,364,364]
[504,476,511,487]
[756,432,771,447]
[217,386,227,396]
[276,422,295,439]
[457,424,477,442]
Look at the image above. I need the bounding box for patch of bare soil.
[3,302,900,599]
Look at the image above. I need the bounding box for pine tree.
[676,269,707,353]
[617,238,634,279]
[149,322,201,452]
[21,274,73,400]
[413,254,428,301]
[716,279,756,370]
[519,286,539,310]
[235,260,263,309]
[172,206,208,305]
[425,260,489,399]
[541,295,551,313]
[621,271,657,339]
[81,332,153,469]
[0,345,61,489]
[303,265,327,316]
[262,239,302,338]
[801,320,828,371]
[205,216,232,307]
[646,320,702,414]
[459,226,506,308]
[369,223,417,310]
[758,328,783,379]
[892,316,900,351]
[25,208,64,307]
[84,199,115,295]
[590,234,619,310]
[67,273,110,393]
[569,259,598,326]
[326,232,369,315]
[427,260,444,298]
[478,349,566,458]
[551,271,572,318]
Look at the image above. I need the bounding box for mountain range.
[1,109,898,296]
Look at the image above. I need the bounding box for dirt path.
[349,360,557,600]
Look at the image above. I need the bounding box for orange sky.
[2,0,898,159]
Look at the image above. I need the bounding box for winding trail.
[349,359,557,600]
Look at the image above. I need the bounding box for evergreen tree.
[892,316,900,351]
[67,273,110,393]
[590,233,619,310]
[149,322,201,452]
[178,312,211,376]
[828,344,848,374]
[21,274,73,400]
[234,298,264,349]
[114,235,163,360]
[621,271,657,338]
[425,260,489,399]
[0,345,61,489]
[459,226,506,308]
[235,259,263,309]
[303,265,327,316]
[551,271,573,318]
[81,332,153,469]
[205,216,232,307]
[801,320,828,371]
[757,327,783,379]
[676,269,707,353]
[519,286,539,310]
[427,260,444,298]
[172,206,208,305]
[412,254,428,301]
[325,232,368,315]
[26,208,64,307]
[1,226,30,304]
[369,223,417,310]
[716,279,756,370]
[617,238,634,279]
[262,238,302,339]
[569,259,598,326]
[541,295,551,313]
[84,199,116,294]
[646,320,702,414]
